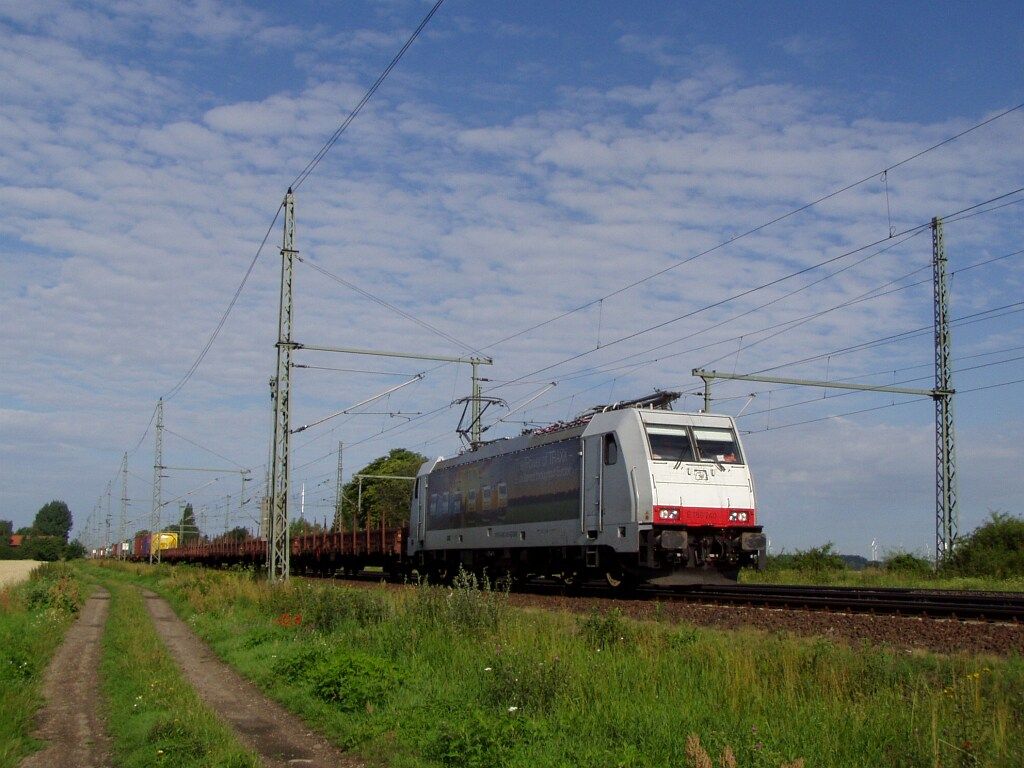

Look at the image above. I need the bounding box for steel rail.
[639,584,1024,622]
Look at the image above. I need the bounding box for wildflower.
[508,706,518,713]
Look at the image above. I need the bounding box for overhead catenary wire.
[289,0,446,190]
[157,1,448,404]
[296,255,480,355]
[491,242,1022,425]
[469,104,1024,355]
[488,189,1024,392]
[743,377,1024,435]
[734,354,1024,420]
[289,239,1022,484]
[163,427,246,469]
[315,107,1024,424]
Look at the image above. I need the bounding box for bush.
[23,562,81,615]
[945,512,1024,577]
[425,708,538,768]
[407,567,508,633]
[484,648,567,712]
[884,551,933,575]
[766,543,846,573]
[262,582,391,632]
[578,608,632,650]
[307,650,397,712]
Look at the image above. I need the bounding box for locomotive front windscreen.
[646,424,744,465]
[646,426,696,462]
[692,427,743,464]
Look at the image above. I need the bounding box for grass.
[97,577,260,768]
[741,566,1024,592]
[87,560,1024,768]
[0,562,85,768]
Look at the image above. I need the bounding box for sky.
[0,0,1022,558]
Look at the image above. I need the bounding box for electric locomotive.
[408,392,766,586]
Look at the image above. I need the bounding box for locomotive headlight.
[738,512,748,522]
[659,508,679,520]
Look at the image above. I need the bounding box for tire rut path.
[141,589,362,768]
[20,587,112,768]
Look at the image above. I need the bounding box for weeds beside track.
[89,561,1024,768]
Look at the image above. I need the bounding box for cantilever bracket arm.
[291,341,492,366]
[692,368,947,398]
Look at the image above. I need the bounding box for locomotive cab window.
[604,434,618,465]
[693,427,743,464]
[646,425,696,462]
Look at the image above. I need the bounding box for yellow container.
[151,532,179,551]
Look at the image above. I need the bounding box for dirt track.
[0,561,42,588]
[142,589,362,768]
[20,588,112,768]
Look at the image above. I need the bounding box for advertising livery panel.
[426,437,580,530]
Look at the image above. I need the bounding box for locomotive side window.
[604,434,618,465]
[693,427,743,464]
[646,426,697,462]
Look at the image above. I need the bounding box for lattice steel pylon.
[268,190,296,582]
[119,452,128,560]
[932,217,958,564]
[332,442,344,531]
[150,398,164,564]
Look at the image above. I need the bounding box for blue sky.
[0,0,1021,558]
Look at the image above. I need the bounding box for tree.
[944,511,1024,578]
[224,526,250,542]
[21,536,64,562]
[340,448,427,529]
[170,503,201,545]
[32,500,73,543]
[0,522,13,560]
[290,517,326,538]
[64,540,87,559]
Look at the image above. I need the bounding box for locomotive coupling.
[740,532,767,551]
[658,530,688,551]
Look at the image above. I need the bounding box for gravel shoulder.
[141,589,362,768]
[20,587,112,768]
[0,561,43,589]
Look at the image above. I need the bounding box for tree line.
[1,500,85,561]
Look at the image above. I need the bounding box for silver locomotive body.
[408,408,765,585]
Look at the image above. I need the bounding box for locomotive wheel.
[604,567,636,591]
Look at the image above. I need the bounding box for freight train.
[157,392,766,587]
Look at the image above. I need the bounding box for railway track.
[636,583,1024,622]
[336,571,1024,623]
